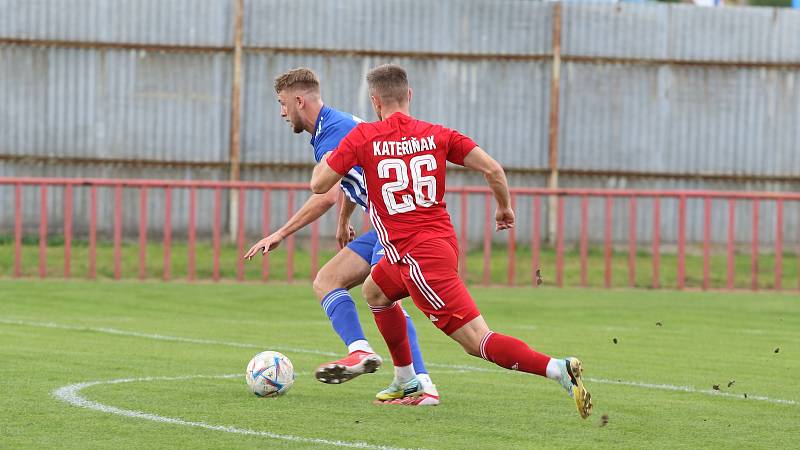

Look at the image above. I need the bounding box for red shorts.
[371,237,481,335]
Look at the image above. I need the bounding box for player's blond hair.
[366,64,409,105]
[274,68,320,94]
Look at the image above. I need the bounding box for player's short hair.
[366,64,409,105]
[274,68,320,94]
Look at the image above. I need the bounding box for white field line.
[4,318,795,407]
[587,378,797,405]
[0,318,339,356]
[53,374,413,450]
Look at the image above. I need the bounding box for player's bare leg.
[363,275,439,406]
[313,248,382,384]
[449,316,593,419]
[312,247,371,297]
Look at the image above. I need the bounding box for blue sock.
[403,308,428,375]
[321,289,367,349]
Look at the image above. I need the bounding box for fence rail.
[2,177,798,292]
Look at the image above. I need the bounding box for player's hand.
[495,206,515,231]
[243,232,283,260]
[336,222,356,249]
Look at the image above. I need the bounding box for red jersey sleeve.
[445,128,478,166]
[325,127,362,175]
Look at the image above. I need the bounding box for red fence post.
[286,189,296,283]
[580,195,588,287]
[751,199,759,291]
[628,197,637,288]
[213,187,221,282]
[262,188,271,281]
[459,192,468,280]
[604,195,612,289]
[652,197,660,289]
[703,197,711,290]
[14,183,22,278]
[775,199,783,290]
[38,185,47,279]
[163,187,172,281]
[113,185,122,280]
[64,185,73,278]
[483,193,492,285]
[556,196,564,287]
[188,187,196,281]
[237,188,246,281]
[677,195,686,289]
[138,187,148,280]
[532,196,541,288]
[508,194,517,286]
[727,199,735,289]
[89,186,97,279]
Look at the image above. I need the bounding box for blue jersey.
[310,105,368,211]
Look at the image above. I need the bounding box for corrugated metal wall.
[243,0,552,55]
[0,0,233,46]
[562,3,800,62]
[241,54,552,168]
[2,0,799,247]
[0,46,232,162]
[559,62,800,176]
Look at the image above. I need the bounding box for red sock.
[370,302,413,367]
[480,331,550,377]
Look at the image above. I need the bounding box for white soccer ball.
[245,351,295,397]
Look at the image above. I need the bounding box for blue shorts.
[346,229,385,266]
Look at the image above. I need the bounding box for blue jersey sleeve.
[314,126,352,162]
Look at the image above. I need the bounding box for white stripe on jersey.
[340,168,368,211]
[344,169,367,195]
[368,202,400,263]
[402,254,446,310]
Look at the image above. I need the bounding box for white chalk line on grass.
[3,317,795,406]
[588,378,797,405]
[53,374,413,450]
[0,318,339,356]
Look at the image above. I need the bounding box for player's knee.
[311,272,326,299]
[362,277,391,307]
[312,266,339,299]
[450,323,489,358]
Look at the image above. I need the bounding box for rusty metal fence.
[3,176,799,293]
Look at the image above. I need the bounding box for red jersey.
[326,112,477,263]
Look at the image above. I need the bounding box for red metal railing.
[2,176,799,292]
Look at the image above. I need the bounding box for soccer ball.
[245,351,295,397]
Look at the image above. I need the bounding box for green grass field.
[1,280,797,449]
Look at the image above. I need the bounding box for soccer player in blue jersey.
[244,68,438,405]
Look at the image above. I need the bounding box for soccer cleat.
[379,392,440,406]
[315,350,382,384]
[556,357,593,419]
[374,377,423,402]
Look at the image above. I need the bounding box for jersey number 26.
[377,155,437,215]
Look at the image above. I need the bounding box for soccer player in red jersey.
[311,64,592,417]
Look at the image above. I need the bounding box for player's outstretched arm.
[310,154,345,194]
[243,184,339,259]
[462,147,515,231]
